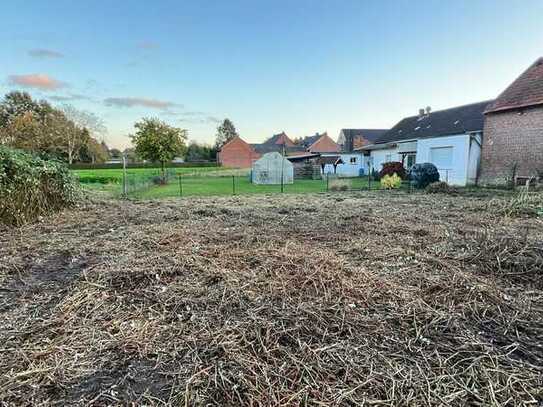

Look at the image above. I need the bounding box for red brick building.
[300,132,340,153]
[480,58,543,185]
[217,136,260,168]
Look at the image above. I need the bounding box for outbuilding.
[251,152,294,185]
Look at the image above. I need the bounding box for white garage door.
[430,146,453,169]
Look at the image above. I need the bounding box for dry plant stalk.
[1,191,542,406]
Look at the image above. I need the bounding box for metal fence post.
[122,154,128,198]
[326,174,329,192]
[232,175,235,195]
[178,175,183,197]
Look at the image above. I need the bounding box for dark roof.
[250,144,305,154]
[340,129,388,143]
[301,134,320,147]
[486,57,543,113]
[318,156,344,165]
[376,101,492,144]
[286,153,320,162]
[262,132,291,145]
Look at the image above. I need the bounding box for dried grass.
[1,191,542,406]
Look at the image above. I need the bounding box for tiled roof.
[376,101,492,144]
[486,57,543,113]
[340,129,388,143]
[250,143,305,155]
[262,132,296,146]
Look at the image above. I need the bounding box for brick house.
[217,136,260,168]
[300,132,340,153]
[480,57,543,185]
[217,132,304,168]
[337,129,388,152]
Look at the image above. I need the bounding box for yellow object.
[380,173,402,189]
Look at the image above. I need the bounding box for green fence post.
[326,174,329,192]
[178,175,183,197]
[232,175,235,195]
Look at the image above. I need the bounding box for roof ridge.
[399,100,493,120]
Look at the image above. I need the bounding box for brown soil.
[1,191,542,406]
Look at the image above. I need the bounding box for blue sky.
[1,0,542,149]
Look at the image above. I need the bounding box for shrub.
[371,168,381,181]
[425,181,458,194]
[0,147,79,225]
[329,178,351,191]
[380,161,407,180]
[380,173,402,189]
[409,163,440,189]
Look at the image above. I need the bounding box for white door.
[430,146,453,182]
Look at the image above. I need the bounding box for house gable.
[485,57,543,114]
[218,136,260,168]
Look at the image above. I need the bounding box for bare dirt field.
[1,191,542,406]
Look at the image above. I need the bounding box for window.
[430,147,453,169]
[350,157,357,164]
[405,153,416,168]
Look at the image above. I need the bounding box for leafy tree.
[214,118,238,149]
[0,92,100,163]
[123,147,141,163]
[186,141,217,162]
[79,135,109,164]
[109,148,122,159]
[131,117,187,178]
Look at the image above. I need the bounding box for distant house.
[217,132,304,168]
[217,136,260,168]
[480,57,543,185]
[360,101,491,186]
[337,129,388,152]
[301,132,340,153]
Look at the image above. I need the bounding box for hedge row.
[1,147,79,225]
[69,161,218,170]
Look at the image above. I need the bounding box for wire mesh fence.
[124,171,412,199]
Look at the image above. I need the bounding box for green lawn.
[72,166,236,184]
[133,176,376,199]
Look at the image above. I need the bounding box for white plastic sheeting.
[251,152,294,185]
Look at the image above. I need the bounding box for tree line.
[0,91,241,165]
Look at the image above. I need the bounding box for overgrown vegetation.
[489,189,543,218]
[0,146,79,225]
[425,181,458,194]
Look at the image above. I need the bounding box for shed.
[318,156,344,175]
[251,152,294,184]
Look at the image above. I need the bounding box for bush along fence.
[70,161,217,170]
[0,147,79,225]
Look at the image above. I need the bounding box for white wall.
[321,153,365,177]
[416,134,471,186]
[370,147,400,173]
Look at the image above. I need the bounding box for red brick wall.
[218,137,260,168]
[480,106,543,185]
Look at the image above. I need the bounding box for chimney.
[418,108,425,117]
